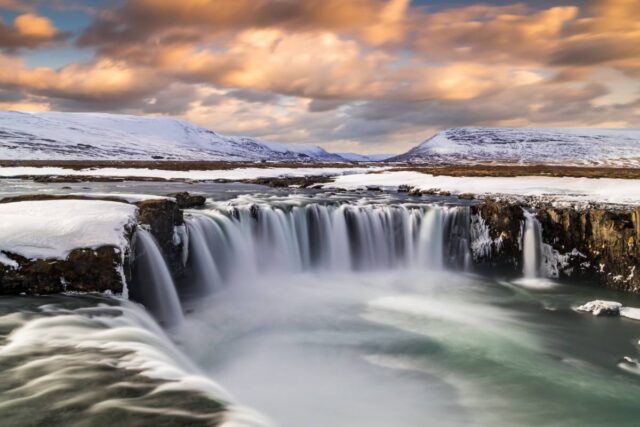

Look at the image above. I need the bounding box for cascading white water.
[416,207,444,269]
[184,203,474,290]
[522,211,543,278]
[132,229,184,326]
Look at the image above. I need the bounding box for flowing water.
[2,182,640,426]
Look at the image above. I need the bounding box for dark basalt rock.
[470,198,524,274]
[0,196,188,295]
[136,199,185,278]
[245,175,332,188]
[536,206,640,292]
[0,245,131,295]
[472,198,640,292]
[166,192,206,209]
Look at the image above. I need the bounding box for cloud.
[0,0,36,12]
[2,0,640,154]
[0,13,63,49]
[78,0,410,54]
[0,55,166,108]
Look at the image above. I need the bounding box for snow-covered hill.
[336,152,392,162]
[0,111,345,162]
[392,128,640,167]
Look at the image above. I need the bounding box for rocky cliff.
[472,199,640,292]
[0,195,192,295]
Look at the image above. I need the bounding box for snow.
[336,152,392,162]
[393,127,640,167]
[576,301,640,321]
[0,165,384,181]
[576,300,622,316]
[0,252,18,269]
[0,199,137,261]
[67,193,174,203]
[0,111,344,162]
[620,307,640,321]
[326,171,640,205]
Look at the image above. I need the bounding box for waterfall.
[522,211,543,278]
[182,203,474,287]
[185,216,224,294]
[416,207,444,269]
[131,229,184,327]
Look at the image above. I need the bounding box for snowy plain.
[0,166,385,181]
[326,170,640,205]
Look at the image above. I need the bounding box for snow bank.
[67,193,174,203]
[326,171,640,205]
[0,199,137,261]
[0,166,384,181]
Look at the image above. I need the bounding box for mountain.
[335,152,393,162]
[391,127,640,167]
[0,111,345,162]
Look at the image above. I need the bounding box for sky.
[0,0,638,154]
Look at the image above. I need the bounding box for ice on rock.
[576,300,622,316]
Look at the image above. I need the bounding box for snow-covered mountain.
[336,152,392,162]
[392,127,640,167]
[0,111,345,162]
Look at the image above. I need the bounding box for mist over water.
[3,186,640,426]
[166,195,640,426]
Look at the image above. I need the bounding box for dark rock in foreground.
[0,246,130,295]
[166,192,206,209]
[0,193,198,295]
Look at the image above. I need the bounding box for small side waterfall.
[522,211,543,278]
[131,229,184,327]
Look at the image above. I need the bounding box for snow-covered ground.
[0,111,345,162]
[392,128,640,167]
[0,199,137,262]
[0,165,384,181]
[326,170,640,205]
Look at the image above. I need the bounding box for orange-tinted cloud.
[1,0,639,151]
[0,13,62,49]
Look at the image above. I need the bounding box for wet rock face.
[136,199,185,278]
[536,206,640,292]
[470,199,523,274]
[166,192,206,209]
[0,246,129,295]
[473,199,640,292]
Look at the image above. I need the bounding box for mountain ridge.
[391,127,640,167]
[0,111,345,162]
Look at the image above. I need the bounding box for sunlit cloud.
[0,0,638,152]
